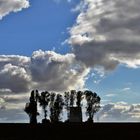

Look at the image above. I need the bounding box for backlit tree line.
[25,90,101,124]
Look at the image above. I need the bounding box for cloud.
[69,0,140,71]
[30,50,90,91]
[0,0,30,19]
[0,88,12,94]
[0,55,31,93]
[122,87,131,92]
[0,50,90,122]
[0,92,30,123]
[0,107,28,123]
[0,49,91,122]
[0,63,31,93]
[105,94,116,97]
[96,102,140,122]
[0,50,89,94]
[1,94,28,104]
[0,55,30,67]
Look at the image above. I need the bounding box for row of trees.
[25,90,101,123]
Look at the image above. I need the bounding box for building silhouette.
[69,107,82,122]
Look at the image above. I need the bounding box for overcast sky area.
[0,0,140,122]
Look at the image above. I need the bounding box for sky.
[0,0,140,122]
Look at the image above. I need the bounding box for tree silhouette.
[25,89,101,123]
[53,94,64,122]
[38,91,50,123]
[76,91,83,107]
[49,93,56,122]
[64,92,70,122]
[70,90,76,107]
[85,90,101,122]
[24,90,39,124]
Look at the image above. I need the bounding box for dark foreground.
[0,123,140,140]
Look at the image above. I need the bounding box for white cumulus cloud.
[30,50,90,91]
[0,63,31,93]
[0,50,89,94]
